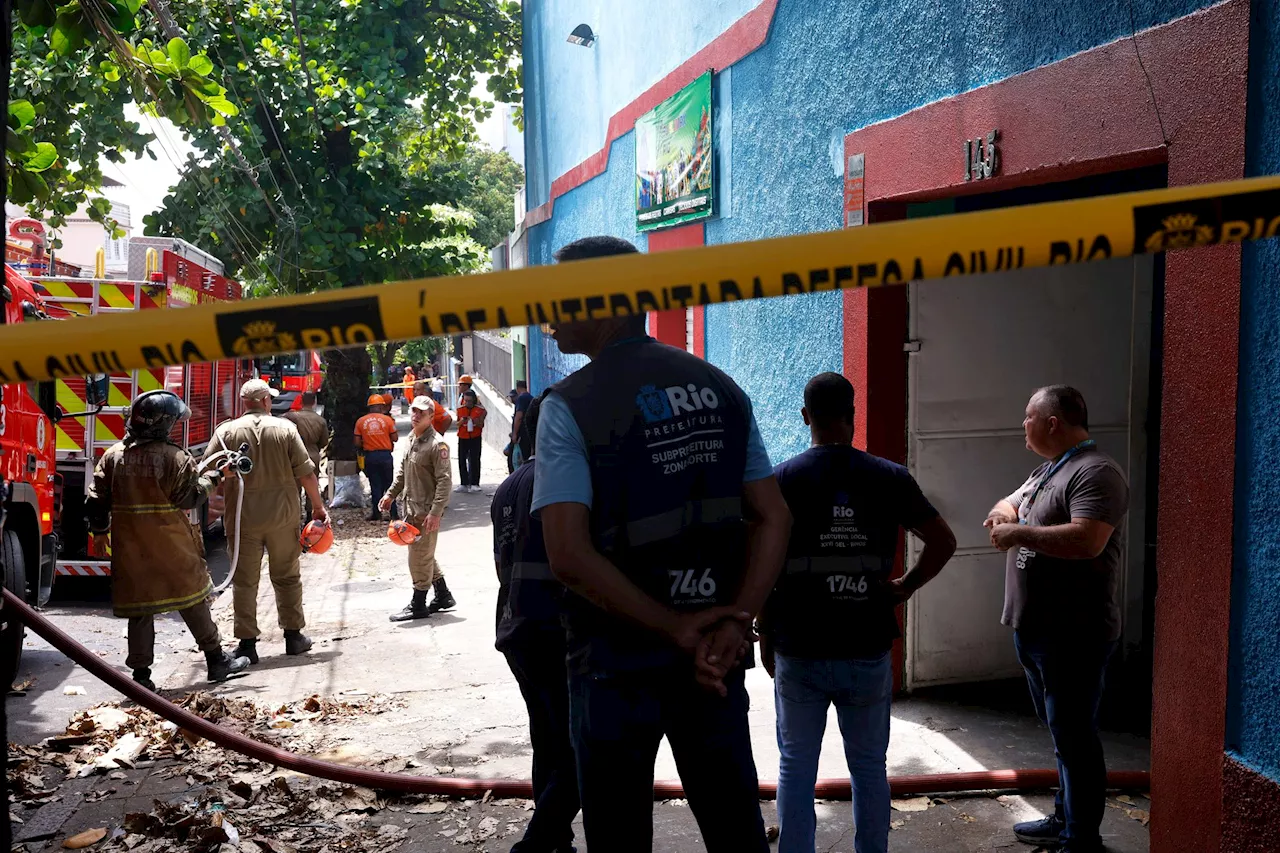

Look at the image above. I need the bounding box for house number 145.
[964,130,1000,181]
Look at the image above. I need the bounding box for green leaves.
[23,142,58,172]
[168,37,192,69]
[189,54,214,76]
[8,100,37,132]
[50,13,86,56]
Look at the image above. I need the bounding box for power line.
[146,0,293,229]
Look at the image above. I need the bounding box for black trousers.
[1015,631,1117,848]
[458,437,483,487]
[569,665,767,852]
[504,632,580,853]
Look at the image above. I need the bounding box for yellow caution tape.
[3,175,1279,384]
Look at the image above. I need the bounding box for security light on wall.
[567,24,596,47]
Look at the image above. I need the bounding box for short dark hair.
[300,391,317,406]
[554,237,646,335]
[804,372,855,424]
[515,379,528,390]
[553,235,639,262]
[520,396,541,451]
[1034,384,1089,430]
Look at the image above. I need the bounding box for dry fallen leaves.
[62,827,107,848]
[890,797,934,812]
[408,802,449,814]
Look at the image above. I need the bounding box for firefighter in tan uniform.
[380,396,455,620]
[282,390,330,471]
[86,390,250,691]
[203,379,329,662]
[282,390,330,520]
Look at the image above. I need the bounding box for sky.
[103,88,511,225]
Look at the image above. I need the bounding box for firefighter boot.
[427,578,456,613]
[389,588,430,622]
[284,630,313,656]
[234,638,259,665]
[132,668,157,692]
[207,650,251,683]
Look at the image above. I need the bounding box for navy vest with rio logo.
[764,445,938,660]
[550,336,752,672]
[492,459,563,652]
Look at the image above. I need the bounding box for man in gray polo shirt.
[984,385,1129,853]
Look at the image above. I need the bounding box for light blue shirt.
[531,390,774,513]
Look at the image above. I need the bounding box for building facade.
[519,1,1280,850]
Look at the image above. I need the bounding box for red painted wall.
[1221,756,1280,852]
[647,223,707,352]
[841,3,1250,850]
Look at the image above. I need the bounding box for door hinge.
[903,340,922,353]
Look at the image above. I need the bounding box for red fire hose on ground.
[5,588,1150,799]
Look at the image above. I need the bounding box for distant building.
[4,177,131,277]
[499,102,524,168]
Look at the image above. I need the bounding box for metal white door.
[904,257,1153,688]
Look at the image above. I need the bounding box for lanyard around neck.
[1019,439,1096,523]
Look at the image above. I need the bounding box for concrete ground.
[9,418,1153,851]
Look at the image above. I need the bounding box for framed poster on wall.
[635,70,714,232]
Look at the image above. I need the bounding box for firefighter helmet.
[367,394,387,407]
[387,520,421,545]
[126,390,190,442]
[300,520,334,554]
[457,374,473,385]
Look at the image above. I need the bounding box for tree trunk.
[371,342,402,387]
[322,345,372,461]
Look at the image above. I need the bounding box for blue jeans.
[1014,632,1117,848]
[569,666,767,853]
[775,652,893,853]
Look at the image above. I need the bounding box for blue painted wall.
[523,0,759,208]
[1226,0,1280,785]
[524,0,1220,465]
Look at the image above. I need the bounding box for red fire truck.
[259,349,324,415]
[1,263,60,672]
[27,248,253,580]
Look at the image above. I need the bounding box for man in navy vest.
[760,372,956,853]
[534,236,793,852]
[492,397,580,853]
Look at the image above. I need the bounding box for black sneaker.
[1014,815,1064,846]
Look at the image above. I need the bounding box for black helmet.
[126,390,190,442]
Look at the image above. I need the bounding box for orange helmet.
[367,394,386,407]
[458,374,473,385]
[387,520,421,546]
[300,520,334,554]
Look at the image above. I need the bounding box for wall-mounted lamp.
[567,24,596,47]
